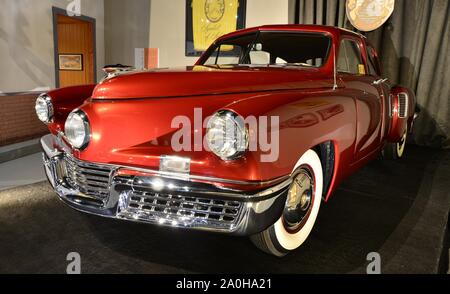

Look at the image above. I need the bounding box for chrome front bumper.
[41,134,291,235]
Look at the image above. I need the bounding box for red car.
[37,25,416,256]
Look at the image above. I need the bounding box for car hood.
[92,65,334,99]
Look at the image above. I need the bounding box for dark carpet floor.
[0,145,449,274]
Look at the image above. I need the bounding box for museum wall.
[0,0,105,146]
[0,0,105,94]
[149,0,291,68]
[104,0,151,67]
[0,94,48,146]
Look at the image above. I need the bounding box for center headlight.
[64,110,91,150]
[206,110,248,160]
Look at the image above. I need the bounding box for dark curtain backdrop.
[294,0,450,148]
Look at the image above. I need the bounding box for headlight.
[64,110,91,150]
[206,110,248,160]
[35,94,54,123]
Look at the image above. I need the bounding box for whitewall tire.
[384,126,408,160]
[251,149,323,257]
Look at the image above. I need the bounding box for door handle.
[372,78,388,85]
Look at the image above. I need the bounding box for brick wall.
[0,93,49,146]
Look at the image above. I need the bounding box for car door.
[337,37,382,162]
[365,44,392,141]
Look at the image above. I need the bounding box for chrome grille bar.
[130,193,240,218]
[63,155,112,204]
[128,191,242,222]
[60,155,245,228]
[398,93,408,118]
[116,176,244,228]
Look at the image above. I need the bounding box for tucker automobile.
[36,25,416,256]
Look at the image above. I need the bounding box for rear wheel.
[250,150,323,257]
[384,127,408,160]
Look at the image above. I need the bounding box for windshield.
[199,31,332,67]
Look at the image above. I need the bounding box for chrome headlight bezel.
[35,94,54,123]
[206,110,249,161]
[64,110,91,150]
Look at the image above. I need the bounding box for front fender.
[46,84,97,133]
[222,89,357,200]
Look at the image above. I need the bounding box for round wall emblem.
[346,0,395,32]
[204,0,226,23]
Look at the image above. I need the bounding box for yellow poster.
[192,0,240,51]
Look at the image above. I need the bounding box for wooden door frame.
[52,6,97,88]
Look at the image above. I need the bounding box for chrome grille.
[116,176,243,229]
[398,93,408,118]
[64,155,112,204]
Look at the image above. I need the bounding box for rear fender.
[386,86,416,142]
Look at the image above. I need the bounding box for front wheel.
[250,150,323,257]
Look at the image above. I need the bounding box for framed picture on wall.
[58,54,83,71]
[186,0,247,56]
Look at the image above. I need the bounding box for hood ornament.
[101,64,135,82]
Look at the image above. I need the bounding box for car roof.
[218,24,365,41]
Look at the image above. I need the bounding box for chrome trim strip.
[333,43,337,90]
[119,175,291,201]
[49,134,289,188]
[388,94,393,118]
[124,167,290,188]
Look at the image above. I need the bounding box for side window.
[203,45,242,65]
[367,46,381,76]
[337,39,364,75]
[337,42,349,72]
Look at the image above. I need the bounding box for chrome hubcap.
[283,168,314,231]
